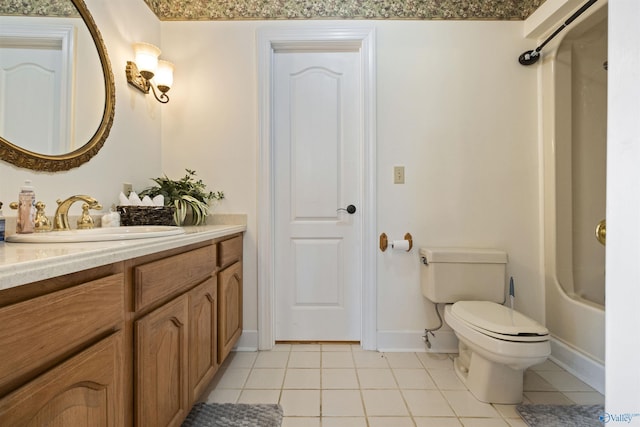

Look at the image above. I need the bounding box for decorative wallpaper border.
[143,0,546,21]
[1,0,546,20]
[0,0,78,17]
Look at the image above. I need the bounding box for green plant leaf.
[139,169,224,225]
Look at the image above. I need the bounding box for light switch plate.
[394,166,405,184]
[122,182,133,196]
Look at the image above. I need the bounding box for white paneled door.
[274,49,363,341]
[0,43,66,154]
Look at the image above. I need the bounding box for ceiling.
[142,0,547,21]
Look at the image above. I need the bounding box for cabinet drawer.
[218,235,242,268]
[134,245,216,312]
[0,331,124,426]
[0,273,124,395]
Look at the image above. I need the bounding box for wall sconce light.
[126,42,174,104]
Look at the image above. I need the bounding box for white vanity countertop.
[0,224,246,292]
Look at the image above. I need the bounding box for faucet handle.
[77,202,103,230]
[34,201,52,232]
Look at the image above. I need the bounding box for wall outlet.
[393,166,405,184]
[122,182,133,196]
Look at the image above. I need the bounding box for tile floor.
[201,343,604,427]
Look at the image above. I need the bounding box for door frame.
[257,25,377,350]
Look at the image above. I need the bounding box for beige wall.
[160,19,541,348]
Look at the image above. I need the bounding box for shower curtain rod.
[518,0,599,65]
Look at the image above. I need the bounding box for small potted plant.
[139,169,224,225]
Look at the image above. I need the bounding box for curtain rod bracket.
[518,0,599,66]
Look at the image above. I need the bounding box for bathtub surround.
[536,0,607,393]
[554,7,607,307]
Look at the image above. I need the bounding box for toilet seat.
[450,301,549,343]
[444,304,551,362]
[444,303,551,404]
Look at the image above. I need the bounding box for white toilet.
[419,247,550,404]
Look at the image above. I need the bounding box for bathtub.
[540,3,607,393]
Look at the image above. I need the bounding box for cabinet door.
[0,331,124,427]
[135,295,189,427]
[218,261,243,363]
[188,277,218,403]
[0,273,124,396]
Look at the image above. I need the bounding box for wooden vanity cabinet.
[0,231,243,427]
[131,243,220,427]
[0,265,125,426]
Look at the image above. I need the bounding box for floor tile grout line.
[208,344,603,422]
[350,344,373,426]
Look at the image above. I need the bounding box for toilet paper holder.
[379,232,413,252]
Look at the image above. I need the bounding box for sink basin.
[6,226,186,243]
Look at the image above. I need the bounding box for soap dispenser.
[16,180,36,234]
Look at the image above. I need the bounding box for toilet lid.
[451,301,549,337]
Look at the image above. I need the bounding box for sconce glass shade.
[133,42,161,78]
[155,60,174,92]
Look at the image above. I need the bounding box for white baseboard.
[234,330,258,352]
[549,337,605,394]
[376,330,458,353]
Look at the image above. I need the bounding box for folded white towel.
[152,195,164,207]
[119,192,130,206]
[128,191,142,206]
[118,192,164,208]
[142,195,155,206]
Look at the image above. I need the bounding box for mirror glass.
[0,0,115,171]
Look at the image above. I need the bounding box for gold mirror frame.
[0,0,115,172]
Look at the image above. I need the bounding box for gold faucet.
[54,195,102,231]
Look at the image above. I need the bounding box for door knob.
[337,204,357,214]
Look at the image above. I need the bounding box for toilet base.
[454,341,524,404]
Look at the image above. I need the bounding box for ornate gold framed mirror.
[0,0,115,172]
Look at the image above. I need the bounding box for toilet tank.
[419,248,508,303]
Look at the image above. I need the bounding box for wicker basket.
[116,206,176,226]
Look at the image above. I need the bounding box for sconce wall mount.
[126,43,173,104]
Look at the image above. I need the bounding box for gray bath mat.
[517,404,604,427]
[182,402,283,427]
